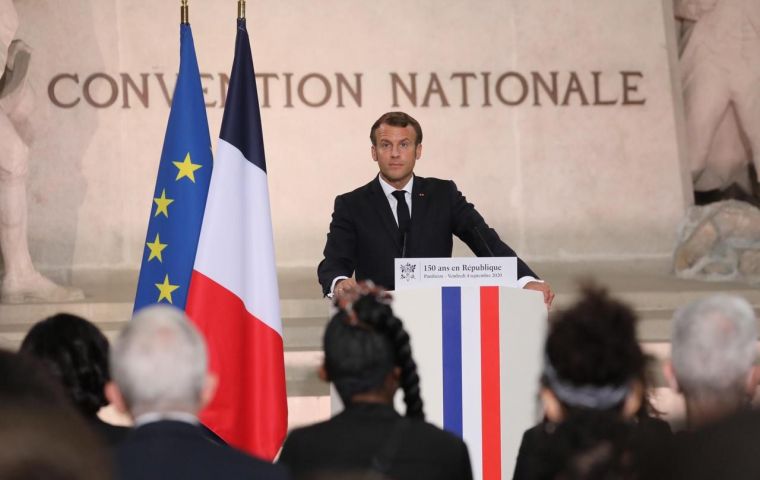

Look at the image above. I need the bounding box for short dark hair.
[369,111,423,146]
[20,314,110,416]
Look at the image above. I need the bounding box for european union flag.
[134,23,212,311]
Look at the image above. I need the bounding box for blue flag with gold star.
[134,23,212,311]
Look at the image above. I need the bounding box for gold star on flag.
[173,152,202,183]
[155,274,180,304]
[153,189,174,218]
[145,233,168,262]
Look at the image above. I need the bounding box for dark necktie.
[392,190,410,234]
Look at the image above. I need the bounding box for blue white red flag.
[185,18,287,460]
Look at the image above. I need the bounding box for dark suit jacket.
[114,420,290,480]
[318,175,538,294]
[88,416,130,446]
[512,415,672,480]
[279,403,473,480]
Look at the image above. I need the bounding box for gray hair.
[110,305,207,416]
[671,294,757,400]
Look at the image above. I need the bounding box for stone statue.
[0,0,83,303]
[675,0,760,204]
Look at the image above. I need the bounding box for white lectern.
[329,258,547,480]
[392,285,546,480]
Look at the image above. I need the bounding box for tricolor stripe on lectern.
[185,18,287,461]
[441,287,503,480]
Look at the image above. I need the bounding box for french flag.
[185,18,287,460]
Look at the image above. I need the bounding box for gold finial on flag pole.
[181,0,189,24]
[238,0,246,20]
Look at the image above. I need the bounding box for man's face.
[371,123,422,189]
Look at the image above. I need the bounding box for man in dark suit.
[318,111,554,306]
[106,305,290,480]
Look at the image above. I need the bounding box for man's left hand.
[524,281,554,309]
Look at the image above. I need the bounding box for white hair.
[110,305,207,416]
[671,294,757,401]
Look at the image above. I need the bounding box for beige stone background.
[13,0,691,277]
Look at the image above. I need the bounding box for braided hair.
[326,283,424,419]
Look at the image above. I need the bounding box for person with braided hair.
[279,283,473,480]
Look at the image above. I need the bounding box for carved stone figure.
[0,0,83,302]
[675,0,760,203]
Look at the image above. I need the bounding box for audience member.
[669,408,760,480]
[0,348,111,479]
[0,405,112,480]
[513,284,670,480]
[106,304,289,480]
[279,283,473,480]
[0,348,69,408]
[19,313,130,445]
[665,294,758,430]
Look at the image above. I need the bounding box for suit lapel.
[368,177,402,250]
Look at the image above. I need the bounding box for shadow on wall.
[16,0,103,279]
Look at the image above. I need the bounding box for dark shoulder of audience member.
[514,284,671,480]
[0,405,112,480]
[668,408,760,480]
[0,349,111,479]
[533,412,638,480]
[19,313,130,445]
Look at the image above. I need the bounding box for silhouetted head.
[20,313,110,416]
[670,294,757,404]
[0,349,69,410]
[108,305,215,418]
[541,283,646,420]
[323,283,424,419]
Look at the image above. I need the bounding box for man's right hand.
[333,278,358,299]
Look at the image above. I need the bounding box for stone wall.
[674,201,760,283]
[14,0,691,273]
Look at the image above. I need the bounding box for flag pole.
[238,0,245,20]
[181,0,189,24]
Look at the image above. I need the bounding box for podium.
[392,285,547,480]
[329,258,547,479]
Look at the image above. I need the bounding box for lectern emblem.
[400,262,417,281]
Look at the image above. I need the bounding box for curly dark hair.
[19,314,110,417]
[325,285,424,419]
[545,283,645,408]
